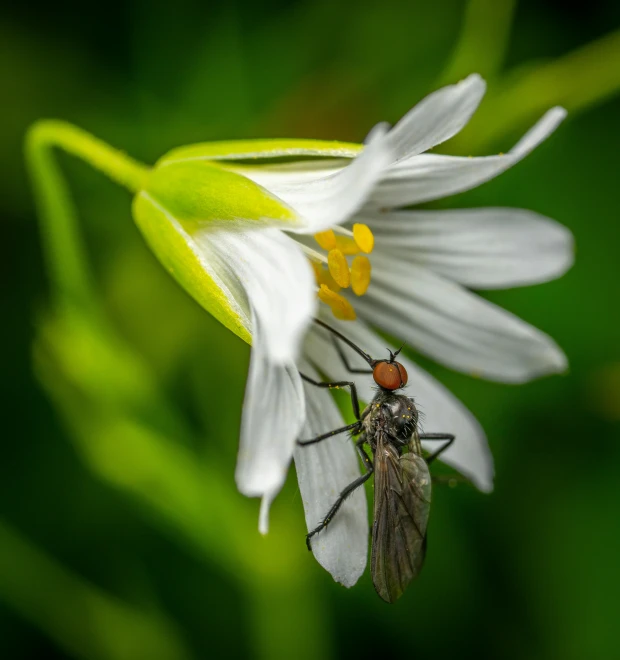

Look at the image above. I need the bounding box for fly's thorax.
[363,391,419,448]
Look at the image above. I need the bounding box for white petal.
[367,207,574,289]
[304,318,493,491]
[237,322,305,503]
[230,160,347,190]
[259,488,277,535]
[266,125,393,233]
[371,107,567,207]
[193,228,316,515]
[354,258,568,383]
[197,227,316,362]
[387,73,486,162]
[293,359,368,586]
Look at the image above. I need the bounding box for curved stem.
[24,120,151,313]
[439,0,516,84]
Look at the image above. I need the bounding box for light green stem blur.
[24,120,150,314]
[440,0,517,84]
[447,27,620,153]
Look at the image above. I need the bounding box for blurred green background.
[2,1,620,658]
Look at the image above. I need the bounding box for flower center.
[308,223,374,321]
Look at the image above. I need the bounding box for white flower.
[134,74,572,587]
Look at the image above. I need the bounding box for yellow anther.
[319,268,341,292]
[310,260,322,281]
[334,236,361,255]
[353,223,374,253]
[327,249,351,288]
[351,256,371,296]
[318,285,356,321]
[321,270,341,293]
[309,259,341,292]
[314,229,337,251]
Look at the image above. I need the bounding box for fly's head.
[371,347,408,391]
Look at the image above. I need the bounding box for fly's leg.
[299,371,362,420]
[330,335,374,375]
[297,421,361,446]
[305,473,373,550]
[306,438,373,550]
[313,318,374,367]
[419,433,455,465]
[354,436,373,473]
[421,434,470,487]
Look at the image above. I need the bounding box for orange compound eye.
[372,361,408,390]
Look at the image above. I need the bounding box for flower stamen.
[310,224,375,320]
[311,260,341,292]
[318,284,356,321]
[351,255,371,295]
[327,249,351,288]
[334,236,361,255]
[352,223,374,253]
[314,229,337,251]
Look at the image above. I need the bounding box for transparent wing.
[371,434,432,603]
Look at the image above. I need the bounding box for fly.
[297,319,456,603]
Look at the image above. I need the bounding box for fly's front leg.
[306,437,373,550]
[419,433,455,465]
[299,371,362,420]
[330,335,374,375]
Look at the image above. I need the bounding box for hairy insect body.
[363,391,420,453]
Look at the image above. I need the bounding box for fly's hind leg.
[419,432,455,465]
[306,437,373,550]
[420,433,471,488]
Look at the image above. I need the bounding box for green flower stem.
[25,120,150,313]
[439,0,517,84]
[448,28,620,153]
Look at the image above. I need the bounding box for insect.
[298,319,456,603]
